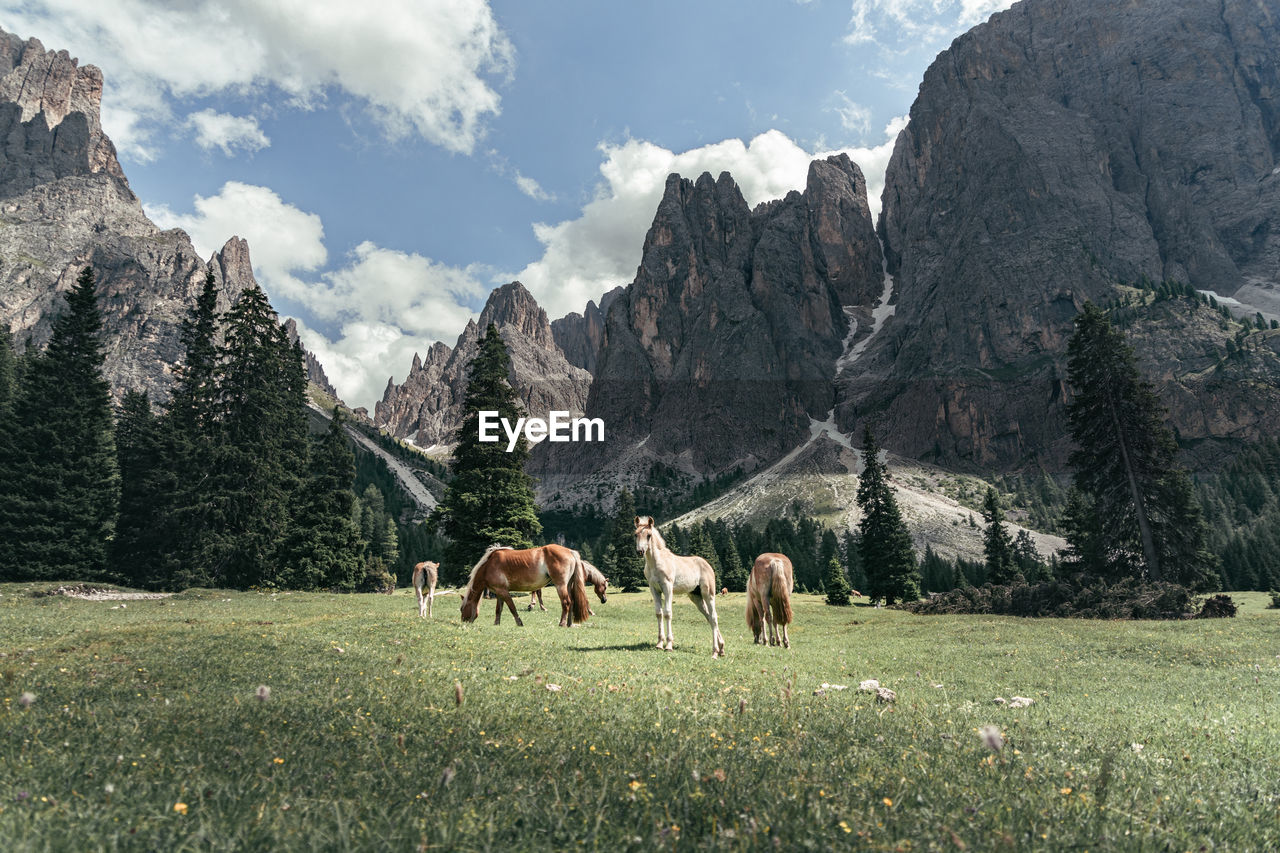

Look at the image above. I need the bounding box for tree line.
[0,267,405,591]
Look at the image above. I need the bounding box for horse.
[746,553,794,648]
[460,544,591,627]
[634,516,725,657]
[528,560,608,614]
[412,560,439,618]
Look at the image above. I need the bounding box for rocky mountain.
[283,318,338,398]
[840,0,1280,470]
[0,28,259,401]
[373,281,591,448]
[549,285,623,374]
[536,154,885,499]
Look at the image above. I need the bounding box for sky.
[0,0,1014,409]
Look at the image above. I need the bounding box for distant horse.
[461,544,591,627]
[412,561,439,618]
[528,560,608,614]
[746,553,794,648]
[634,516,725,657]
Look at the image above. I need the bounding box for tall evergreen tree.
[435,323,541,585]
[278,409,363,590]
[688,521,721,576]
[0,267,118,580]
[111,391,177,588]
[981,487,1019,584]
[1066,303,1218,589]
[823,557,852,605]
[856,426,919,605]
[0,326,15,414]
[607,489,646,592]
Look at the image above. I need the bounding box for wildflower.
[839,821,852,833]
[1130,743,1144,753]
[18,691,35,708]
[1059,787,1072,795]
[255,685,271,702]
[104,784,115,795]
[883,797,894,808]
[979,725,1004,752]
[273,757,284,765]
[173,802,188,815]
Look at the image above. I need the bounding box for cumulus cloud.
[187,109,270,156]
[148,183,485,409]
[843,0,1015,47]
[1,0,513,159]
[514,124,907,319]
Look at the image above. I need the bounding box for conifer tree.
[607,489,646,592]
[981,487,1019,584]
[1066,302,1218,588]
[436,323,541,585]
[0,326,15,414]
[111,391,177,588]
[856,425,919,604]
[687,522,721,576]
[278,409,363,590]
[823,557,852,605]
[0,267,118,580]
[1012,529,1046,583]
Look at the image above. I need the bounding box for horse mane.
[581,560,605,586]
[461,545,508,601]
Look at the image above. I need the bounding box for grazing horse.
[460,544,591,627]
[528,560,608,614]
[412,560,439,618]
[634,516,725,657]
[746,553,794,648]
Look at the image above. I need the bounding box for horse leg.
[691,592,724,658]
[553,580,574,627]
[661,582,676,651]
[494,595,503,625]
[427,585,434,619]
[650,587,665,649]
[498,589,523,627]
[527,589,537,611]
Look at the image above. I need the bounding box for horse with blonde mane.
[460,544,591,627]
[528,560,607,614]
[634,516,725,657]
[412,560,439,618]
[746,553,794,647]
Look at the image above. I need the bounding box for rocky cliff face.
[550,285,623,374]
[840,0,1280,470]
[0,28,258,401]
[538,154,884,492]
[373,281,591,448]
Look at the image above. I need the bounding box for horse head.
[634,516,663,555]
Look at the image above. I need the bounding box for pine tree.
[607,489,646,591]
[981,487,1019,584]
[1066,302,1218,588]
[0,267,118,581]
[1012,529,1046,583]
[687,522,721,576]
[111,391,178,588]
[436,323,541,585]
[278,409,363,590]
[0,325,15,414]
[823,557,852,605]
[856,425,919,605]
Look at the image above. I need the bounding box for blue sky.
[0,0,1012,408]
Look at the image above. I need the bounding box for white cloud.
[832,91,872,138]
[514,124,907,320]
[1,0,513,159]
[148,183,484,409]
[843,0,1015,48]
[187,109,270,156]
[514,172,554,202]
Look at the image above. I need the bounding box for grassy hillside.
[1,584,1275,850]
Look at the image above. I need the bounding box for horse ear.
[634,516,641,527]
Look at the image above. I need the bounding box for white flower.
[1130,743,1145,753]
[18,691,35,708]
[979,725,1004,752]
[255,685,271,702]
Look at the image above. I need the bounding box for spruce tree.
[981,487,1019,584]
[1066,302,1218,588]
[687,521,721,576]
[856,425,919,605]
[278,409,363,590]
[111,391,177,588]
[607,489,646,592]
[823,557,852,605]
[0,326,15,414]
[436,323,541,585]
[0,267,118,581]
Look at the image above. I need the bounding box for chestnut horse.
[528,560,608,614]
[412,560,439,618]
[461,544,591,627]
[746,553,794,647]
[634,516,724,657]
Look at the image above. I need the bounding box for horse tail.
[568,551,591,624]
[461,545,506,601]
[769,557,792,626]
[412,563,425,594]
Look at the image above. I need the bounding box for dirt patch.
[45,585,174,601]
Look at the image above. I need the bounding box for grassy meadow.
[0,583,1276,851]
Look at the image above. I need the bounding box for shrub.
[903,576,1198,619]
[1269,589,1280,610]
[1195,594,1237,619]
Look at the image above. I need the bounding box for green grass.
[1,585,1277,851]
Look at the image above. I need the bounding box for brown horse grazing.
[412,560,439,618]
[746,553,794,648]
[635,516,725,657]
[528,560,607,614]
[461,544,591,627]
